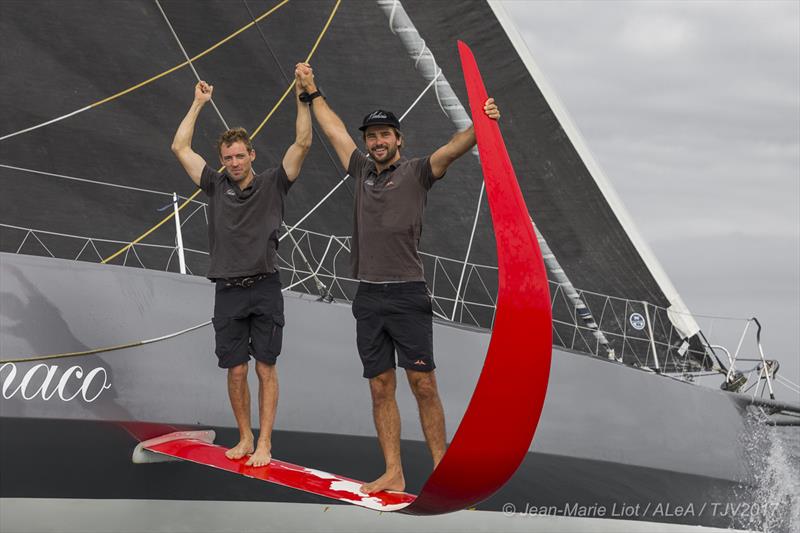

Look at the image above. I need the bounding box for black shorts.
[351,281,435,379]
[212,272,284,368]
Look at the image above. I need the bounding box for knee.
[409,373,439,402]
[369,371,396,404]
[228,362,248,382]
[255,360,276,381]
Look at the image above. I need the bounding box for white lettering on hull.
[0,363,111,402]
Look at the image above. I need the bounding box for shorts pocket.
[268,313,285,356]
[212,316,243,358]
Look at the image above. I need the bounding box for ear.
[250,149,256,161]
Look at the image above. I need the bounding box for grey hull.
[0,253,755,528]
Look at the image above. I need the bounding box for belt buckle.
[241,276,256,288]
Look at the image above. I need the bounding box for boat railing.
[3,222,797,399]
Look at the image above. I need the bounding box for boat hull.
[0,253,755,529]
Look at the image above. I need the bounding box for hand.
[195,81,213,103]
[483,97,499,120]
[295,62,316,92]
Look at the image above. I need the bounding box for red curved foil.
[401,41,553,515]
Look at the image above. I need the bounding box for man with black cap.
[295,62,499,494]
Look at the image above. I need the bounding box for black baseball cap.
[359,109,400,131]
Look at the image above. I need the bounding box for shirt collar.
[368,156,405,176]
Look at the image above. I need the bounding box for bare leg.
[225,362,254,460]
[246,361,278,467]
[407,369,446,468]
[360,369,406,494]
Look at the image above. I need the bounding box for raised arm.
[295,63,357,169]
[171,81,212,187]
[282,77,312,182]
[430,98,500,178]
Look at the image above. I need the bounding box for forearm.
[305,87,356,167]
[294,97,312,150]
[430,126,476,178]
[283,98,312,181]
[446,126,476,160]
[309,96,347,141]
[171,100,205,153]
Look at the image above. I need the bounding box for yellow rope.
[102,0,341,265]
[250,0,341,138]
[91,0,290,109]
[101,189,202,263]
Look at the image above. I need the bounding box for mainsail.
[0,0,714,372]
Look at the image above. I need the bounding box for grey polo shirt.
[348,149,438,282]
[199,164,292,280]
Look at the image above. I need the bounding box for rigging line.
[242,0,354,199]
[0,0,291,142]
[279,68,442,243]
[776,374,800,389]
[0,223,207,253]
[0,320,210,365]
[776,376,800,394]
[154,0,230,130]
[0,163,206,206]
[165,0,327,294]
[451,183,484,321]
[248,0,341,140]
[100,0,341,266]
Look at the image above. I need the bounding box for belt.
[220,273,272,288]
[358,280,428,293]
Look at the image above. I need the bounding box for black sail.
[0,0,713,371]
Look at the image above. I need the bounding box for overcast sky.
[501,0,799,396]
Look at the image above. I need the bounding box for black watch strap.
[299,90,324,104]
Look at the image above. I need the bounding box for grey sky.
[502,0,800,396]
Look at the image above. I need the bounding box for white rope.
[0,163,205,204]
[450,183,485,320]
[0,106,91,142]
[154,0,230,130]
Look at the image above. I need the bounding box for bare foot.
[245,443,271,467]
[360,469,405,494]
[225,436,254,460]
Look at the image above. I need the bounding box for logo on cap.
[359,109,400,131]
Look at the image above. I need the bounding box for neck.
[236,170,254,190]
[375,154,401,174]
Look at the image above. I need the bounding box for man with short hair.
[171,77,311,467]
[295,63,499,493]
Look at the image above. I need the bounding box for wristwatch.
[298,90,324,104]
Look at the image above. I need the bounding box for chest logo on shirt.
[225,188,236,196]
[365,179,396,189]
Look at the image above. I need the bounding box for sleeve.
[276,164,292,194]
[347,148,369,178]
[199,164,220,195]
[418,156,438,190]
